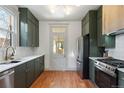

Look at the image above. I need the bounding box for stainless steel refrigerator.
[77,34,89,79]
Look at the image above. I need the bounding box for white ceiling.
[19,5,100,21]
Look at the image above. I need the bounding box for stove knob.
[112,69,115,71]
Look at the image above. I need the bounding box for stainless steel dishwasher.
[0,69,14,88]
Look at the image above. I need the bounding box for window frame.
[0,5,19,48]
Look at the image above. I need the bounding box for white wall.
[34,21,81,70]
[107,34,124,60]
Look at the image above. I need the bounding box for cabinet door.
[85,22,89,35]
[89,60,92,80]
[34,58,40,79]
[119,5,124,30]
[97,17,104,47]
[35,22,39,47]
[104,35,115,48]
[118,71,124,88]
[39,56,44,73]
[89,60,95,83]
[28,19,39,47]
[28,20,35,47]
[32,23,36,47]
[26,60,35,87]
[19,8,39,47]
[19,9,28,46]
[14,64,26,88]
[103,5,121,34]
[83,22,89,36]
[97,6,115,48]
[28,10,36,23]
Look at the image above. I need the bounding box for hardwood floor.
[31,71,96,88]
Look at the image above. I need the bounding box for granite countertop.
[89,57,124,72]
[0,54,44,73]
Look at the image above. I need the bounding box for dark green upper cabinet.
[97,6,115,48]
[82,11,103,57]
[35,20,39,46]
[82,13,89,36]
[19,8,39,47]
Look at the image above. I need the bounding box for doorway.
[50,25,68,71]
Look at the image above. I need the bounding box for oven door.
[95,67,117,88]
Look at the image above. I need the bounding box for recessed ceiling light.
[64,6,71,15]
[49,5,56,13]
[48,5,73,15]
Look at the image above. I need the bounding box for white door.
[50,25,67,71]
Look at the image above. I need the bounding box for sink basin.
[10,61,21,63]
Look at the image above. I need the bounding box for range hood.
[109,28,124,35]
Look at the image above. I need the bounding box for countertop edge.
[0,54,45,73]
[117,68,124,72]
[89,57,103,62]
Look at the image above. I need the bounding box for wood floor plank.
[31,71,96,88]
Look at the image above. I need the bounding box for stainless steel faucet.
[5,46,15,60]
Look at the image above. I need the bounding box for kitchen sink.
[10,61,21,63]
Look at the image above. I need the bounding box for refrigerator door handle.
[77,61,81,64]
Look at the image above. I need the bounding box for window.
[0,6,16,48]
[52,27,66,55]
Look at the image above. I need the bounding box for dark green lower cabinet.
[34,56,44,79]
[19,8,39,47]
[89,60,95,83]
[14,63,26,88]
[39,56,44,73]
[34,58,40,79]
[14,56,44,88]
[26,60,35,87]
[118,71,124,88]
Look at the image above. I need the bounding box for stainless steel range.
[94,58,124,88]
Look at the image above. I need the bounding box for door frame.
[49,23,68,70]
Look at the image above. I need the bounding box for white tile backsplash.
[14,47,35,59]
[107,34,124,60]
[0,47,35,61]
